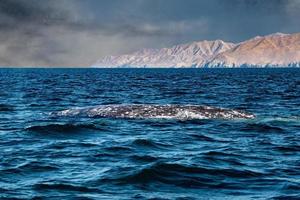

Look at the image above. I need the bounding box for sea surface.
[0,68,299,200]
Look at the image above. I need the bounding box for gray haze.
[0,0,299,67]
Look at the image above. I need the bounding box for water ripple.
[1,68,300,199]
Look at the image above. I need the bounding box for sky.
[0,0,300,67]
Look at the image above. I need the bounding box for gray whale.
[52,104,255,120]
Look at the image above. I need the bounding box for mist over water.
[0,68,300,199]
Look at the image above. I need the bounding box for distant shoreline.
[1,67,300,69]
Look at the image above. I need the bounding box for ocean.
[0,68,299,199]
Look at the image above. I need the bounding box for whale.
[52,104,255,120]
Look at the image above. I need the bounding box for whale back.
[52,104,255,120]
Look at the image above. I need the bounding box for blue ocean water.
[0,68,299,200]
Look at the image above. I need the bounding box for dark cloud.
[0,0,299,66]
[0,0,72,28]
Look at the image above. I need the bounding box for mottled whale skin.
[53,105,255,120]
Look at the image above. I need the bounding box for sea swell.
[98,162,266,190]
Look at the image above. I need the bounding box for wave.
[271,195,300,200]
[1,161,59,174]
[130,155,159,163]
[0,104,14,112]
[132,139,172,149]
[34,182,101,193]
[26,123,106,134]
[258,117,300,124]
[240,123,285,133]
[188,134,222,142]
[51,104,255,120]
[273,145,300,153]
[103,162,265,189]
[104,146,133,153]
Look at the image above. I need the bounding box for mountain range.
[93,32,300,68]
